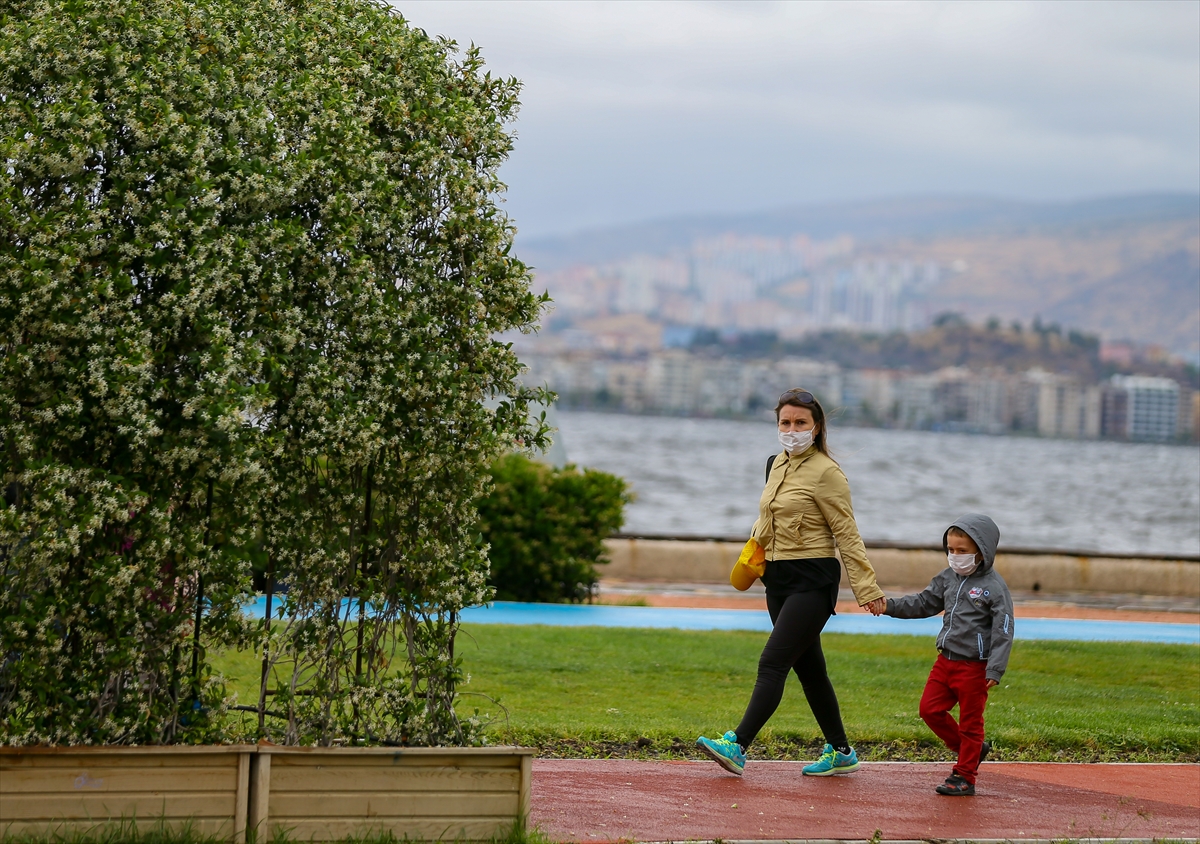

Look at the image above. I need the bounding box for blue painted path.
[241,598,1198,644]
[457,601,1200,645]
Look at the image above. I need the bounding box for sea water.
[555,411,1200,558]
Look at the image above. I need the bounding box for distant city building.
[1098,341,1136,368]
[532,234,938,338]
[1104,375,1180,442]
[1100,386,1129,440]
[770,358,844,409]
[802,260,940,333]
[519,351,1194,443]
[690,235,808,306]
[568,314,663,356]
[1188,389,1200,443]
[842,370,899,424]
[895,373,938,430]
[924,367,1013,435]
[1023,369,1101,440]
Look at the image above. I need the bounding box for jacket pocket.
[786,511,806,545]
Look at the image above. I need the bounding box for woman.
[698,388,887,776]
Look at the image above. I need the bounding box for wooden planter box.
[0,745,253,841]
[1,745,533,843]
[249,746,533,842]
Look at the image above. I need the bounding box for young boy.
[877,513,1014,796]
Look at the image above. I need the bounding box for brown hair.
[944,525,980,553]
[774,388,831,457]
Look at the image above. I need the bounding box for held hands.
[862,596,887,616]
[858,596,999,686]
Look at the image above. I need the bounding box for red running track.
[531,760,1200,842]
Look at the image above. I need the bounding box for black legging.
[734,589,848,749]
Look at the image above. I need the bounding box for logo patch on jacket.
[968,587,985,601]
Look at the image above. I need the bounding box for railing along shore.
[604,534,1200,598]
[610,533,1200,563]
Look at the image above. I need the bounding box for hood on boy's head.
[943,513,1000,572]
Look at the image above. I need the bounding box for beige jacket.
[751,446,885,606]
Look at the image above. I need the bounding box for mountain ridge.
[517,192,1199,271]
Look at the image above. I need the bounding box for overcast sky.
[395,1,1200,240]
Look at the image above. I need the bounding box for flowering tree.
[0,0,545,745]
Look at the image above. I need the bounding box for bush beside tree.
[478,454,630,603]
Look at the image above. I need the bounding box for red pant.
[919,654,989,784]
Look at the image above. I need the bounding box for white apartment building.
[842,370,898,423]
[895,374,939,429]
[1106,375,1179,442]
[925,367,1013,434]
[1023,369,1102,440]
[647,351,747,416]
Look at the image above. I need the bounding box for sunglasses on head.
[778,389,815,405]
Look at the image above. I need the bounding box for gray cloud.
[395,0,1200,238]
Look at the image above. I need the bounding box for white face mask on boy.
[947,552,978,575]
[778,429,814,454]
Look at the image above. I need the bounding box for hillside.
[865,216,1200,355]
[519,193,1200,355]
[519,193,1198,270]
[690,320,1199,388]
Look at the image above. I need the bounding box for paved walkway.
[530,760,1200,842]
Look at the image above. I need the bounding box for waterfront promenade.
[530,759,1200,842]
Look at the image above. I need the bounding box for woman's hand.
[863,597,887,616]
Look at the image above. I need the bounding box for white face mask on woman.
[947,552,978,575]
[778,429,814,454]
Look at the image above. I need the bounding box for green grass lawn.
[210,624,1200,762]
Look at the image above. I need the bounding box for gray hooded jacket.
[885,513,1014,682]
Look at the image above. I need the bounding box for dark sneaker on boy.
[936,775,975,796]
[978,740,991,765]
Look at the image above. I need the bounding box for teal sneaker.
[697,731,746,776]
[802,743,860,776]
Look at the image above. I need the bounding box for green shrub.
[478,455,630,603]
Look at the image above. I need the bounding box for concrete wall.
[602,538,1200,598]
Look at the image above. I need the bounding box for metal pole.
[258,557,273,737]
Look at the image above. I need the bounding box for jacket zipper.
[977,633,984,659]
[938,577,968,652]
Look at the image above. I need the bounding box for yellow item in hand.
[730,538,766,591]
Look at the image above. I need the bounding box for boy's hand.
[863,597,887,616]
[985,679,999,689]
